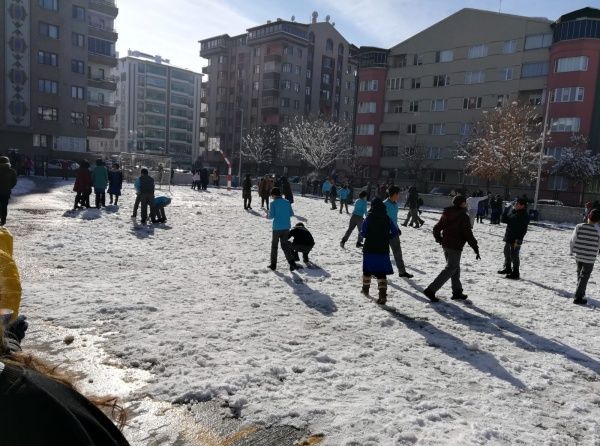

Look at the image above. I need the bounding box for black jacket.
[282,180,293,202]
[0,164,18,195]
[242,178,252,197]
[288,226,315,247]
[330,185,337,198]
[363,201,394,255]
[502,208,529,243]
[138,175,155,193]
[405,188,418,209]
[433,206,479,253]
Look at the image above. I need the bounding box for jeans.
[339,200,349,214]
[389,235,406,274]
[403,209,422,226]
[153,205,167,222]
[575,261,594,300]
[244,196,252,209]
[94,187,105,208]
[139,193,155,222]
[291,243,312,262]
[0,194,10,225]
[330,196,337,209]
[342,215,364,244]
[428,248,463,294]
[503,242,521,273]
[271,229,294,266]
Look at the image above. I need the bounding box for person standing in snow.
[341,190,368,248]
[498,197,530,280]
[288,222,315,264]
[489,195,503,224]
[360,197,399,305]
[242,174,253,210]
[72,161,92,210]
[135,168,155,225]
[466,192,488,227]
[91,159,108,209]
[569,209,600,305]
[384,186,413,279]
[329,180,337,210]
[258,175,272,210]
[321,178,331,203]
[423,195,480,302]
[402,186,424,228]
[191,171,200,190]
[107,163,123,206]
[267,187,301,271]
[0,156,18,226]
[281,176,294,204]
[339,184,350,214]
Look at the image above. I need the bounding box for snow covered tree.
[550,134,600,205]
[457,101,544,198]
[280,116,352,173]
[241,126,274,174]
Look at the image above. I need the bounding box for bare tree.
[280,116,352,173]
[457,101,543,198]
[241,126,274,174]
[550,134,600,205]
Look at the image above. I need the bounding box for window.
[38,79,58,94]
[431,99,447,112]
[71,111,84,125]
[97,117,104,129]
[323,57,334,69]
[501,67,513,81]
[555,56,589,73]
[524,33,552,50]
[282,63,292,73]
[71,86,84,100]
[545,147,563,159]
[358,102,376,113]
[413,54,423,66]
[464,70,485,84]
[38,0,58,11]
[306,69,311,79]
[463,97,482,109]
[357,124,375,135]
[293,99,300,110]
[408,101,419,112]
[503,40,517,54]
[392,54,407,68]
[253,47,260,57]
[38,106,58,121]
[280,97,290,108]
[430,171,446,183]
[468,44,488,59]
[427,147,441,159]
[305,86,311,96]
[281,80,291,90]
[72,32,85,47]
[33,134,50,148]
[356,146,373,157]
[283,46,291,55]
[411,78,421,89]
[39,22,59,39]
[529,93,542,105]
[435,50,453,63]
[386,100,403,113]
[550,117,581,133]
[326,39,333,52]
[407,124,416,134]
[497,94,508,107]
[343,96,349,104]
[253,81,259,91]
[320,90,331,101]
[38,51,58,66]
[551,87,585,103]
[254,64,260,74]
[322,74,330,85]
[359,80,378,91]
[72,5,85,20]
[88,37,115,57]
[295,65,301,76]
[296,48,303,58]
[521,62,548,78]
[71,59,85,74]
[382,146,398,157]
[429,123,445,135]
[459,123,472,136]
[388,77,403,90]
[293,82,300,93]
[217,55,227,64]
[433,75,449,87]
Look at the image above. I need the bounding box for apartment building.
[379,8,552,191]
[0,0,118,164]
[199,12,357,174]
[114,51,206,168]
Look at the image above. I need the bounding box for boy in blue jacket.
[341,191,368,248]
[152,196,171,223]
[339,184,351,214]
[267,187,301,271]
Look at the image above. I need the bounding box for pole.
[533,90,552,211]
[238,107,243,187]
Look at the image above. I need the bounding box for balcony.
[87,97,117,114]
[87,74,117,91]
[88,51,118,67]
[88,21,118,41]
[89,0,118,17]
[264,54,282,63]
[200,37,228,57]
[87,127,117,139]
[202,66,210,75]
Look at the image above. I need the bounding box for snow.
[8,179,600,445]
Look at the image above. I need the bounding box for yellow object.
[0,228,21,320]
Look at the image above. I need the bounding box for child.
[341,191,368,248]
[329,181,337,210]
[192,171,200,190]
[339,184,350,214]
[360,198,399,305]
[242,174,253,209]
[267,187,301,271]
[569,208,600,305]
[107,163,123,205]
[152,196,171,223]
[288,222,315,264]
[91,159,108,209]
[476,198,486,224]
[72,161,91,210]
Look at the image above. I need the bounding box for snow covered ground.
[8,178,600,445]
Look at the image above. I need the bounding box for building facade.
[199,12,357,174]
[114,51,206,168]
[0,0,118,165]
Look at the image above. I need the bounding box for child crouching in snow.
[360,197,399,305]
[288,222,315,264]
[152,196,171,223]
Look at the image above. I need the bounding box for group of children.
[73,160,123,210]
[321,178,353,213]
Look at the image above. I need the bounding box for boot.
[268,264,276,271]
[340,239,346,248]
[356,242,363,248]
[423,287,440,303]
[506,271,520,280]
[497,268,512,275]
[114,197,119,206]
[290,262,303,272]
[399,271,414,279]
[573,298,588,305]
[95,195,100,209]
[361,285,370,296]
[376,289,387,305]
[451,292,468,301]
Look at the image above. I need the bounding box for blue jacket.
[339,188,350,200]
[154,196,171,207]
[134,178,140,193]
[268,197,294,230]
[322,180,332,193]
[353,198,368,218]
[383,198,399,226]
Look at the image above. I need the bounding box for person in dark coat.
[258,175,272,210]
[423,195,480,302]
[135,168,155,224]
[498,197,529,280]
[0,156,18,226]
[107,163,123,205]
[402,186,424,228]
[242,174,253,210]
[281,176,294,204]
[490,195,503,224]
[329,181,337,210]
[360,198,399,305]
[200,168,209,191]
[288,222,315,263]
[73,161,92,210]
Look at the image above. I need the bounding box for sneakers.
[290,262,303,272]
[423,288,440,303]
[356,242,364,248]
[497,268,512,275]
[505,272,520,280]
[399,272,414,279]
[573,298,588,305]
[451,293,468,301]
[267,264,276,271]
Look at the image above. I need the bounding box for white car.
[537,199,564,206]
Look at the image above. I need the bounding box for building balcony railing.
[88,22,118,41]
[87,74,118,90]
[88,51,118,67]
[87,127,117,139]
[89,0,118,16]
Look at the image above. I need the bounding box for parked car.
[46,159,79,170]
[429,187,453,196]
[537,199,564,206]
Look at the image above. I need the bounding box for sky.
[115,0,593,73]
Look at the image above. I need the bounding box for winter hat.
[0,156,9,165]
[270,187,281,196]
[452,195,467,207]
[295,222,305,228]
[369,197,386,213]
[589,209,600,223]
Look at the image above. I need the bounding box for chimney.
[311,11,318,24]
[325,15,330,23]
